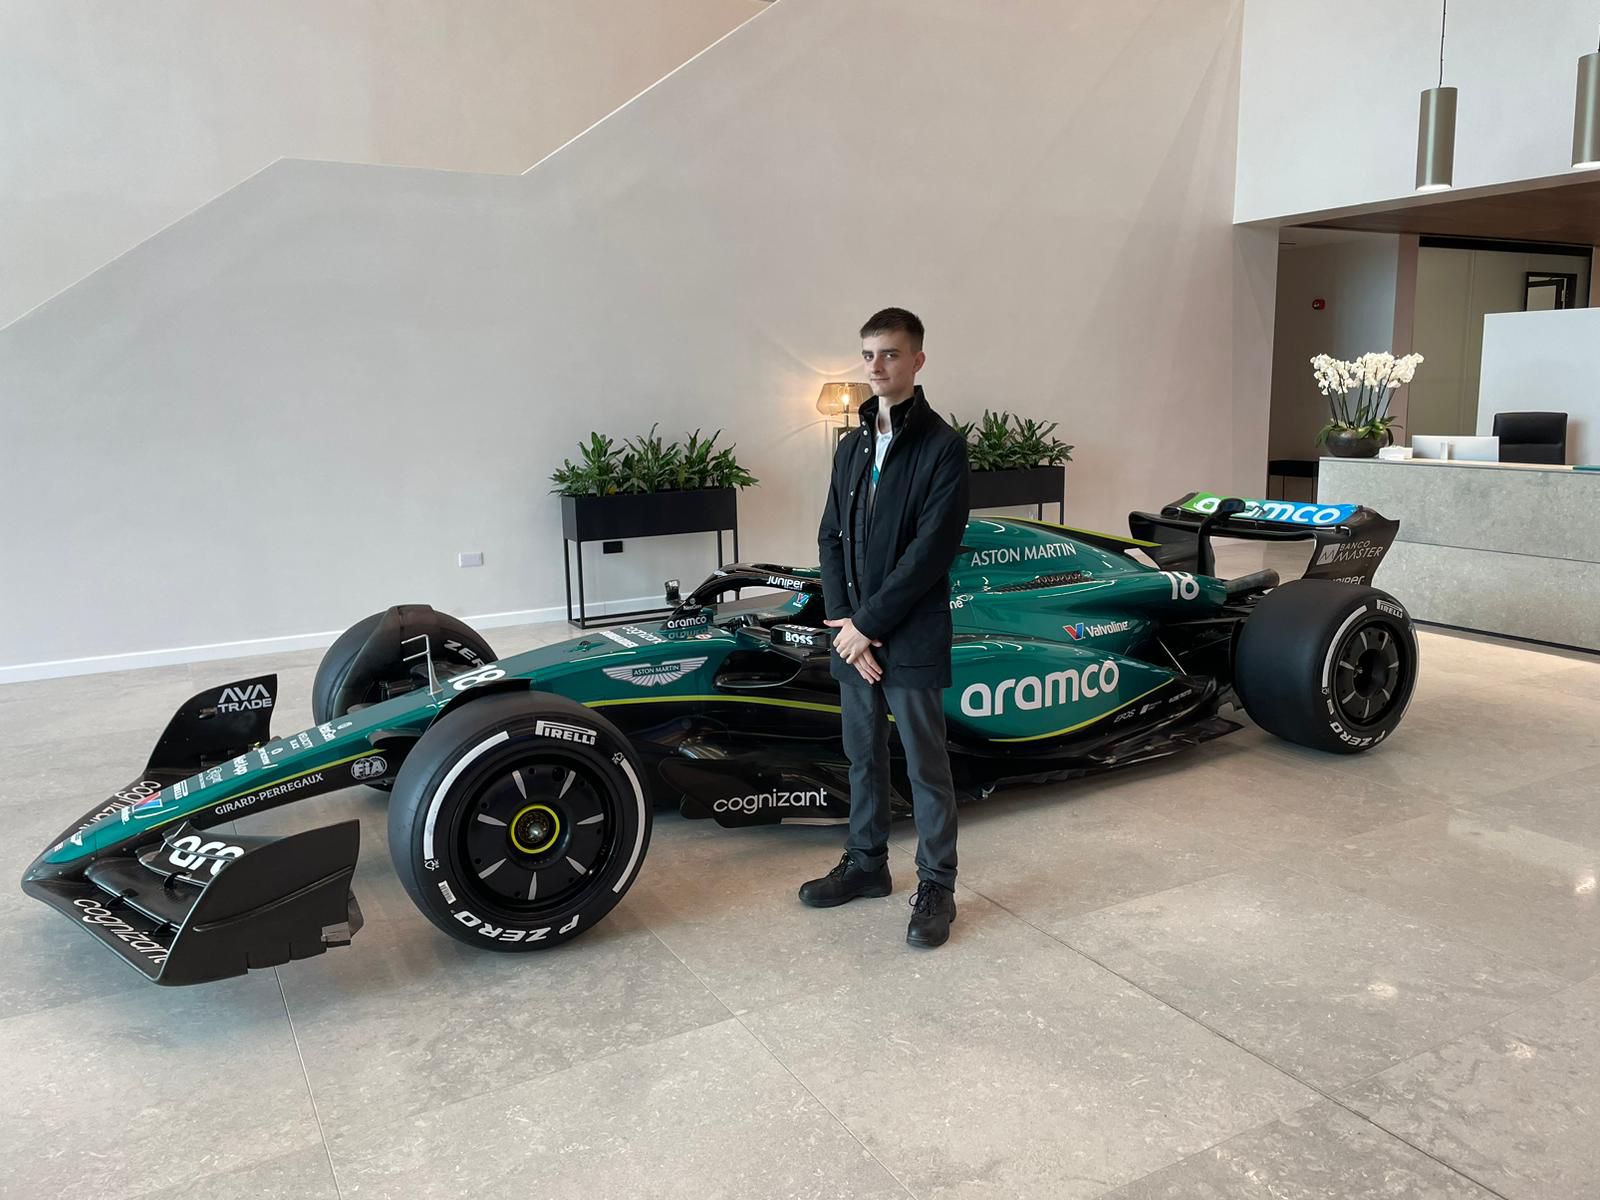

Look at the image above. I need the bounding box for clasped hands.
[824,618,884,684]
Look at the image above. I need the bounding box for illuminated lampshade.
[815,381,873,418]
[1575,44,1600,170]
[1415,1,1456,193]
[1416,86,1457,192]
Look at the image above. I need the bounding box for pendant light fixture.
[1575,25,1600,170]
[1416,0,1457,192]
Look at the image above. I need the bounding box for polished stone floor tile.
[3,603,1597,1200]
[1341,973,1600,1200]
[1365,624,1561,712]
[0,669,197,748]
[0,974,320,1199]
[0,660,196,705]
[0,907,154,1024]
[1409,628,1592,691]
[741,913,1316,1200]
[326,1018,910,1200]
[0,728,165,814]
[186,647,328,679]
[1523,659,1600,701]
[277,902,732,1137]
[1101,1099,1497,1199]
[632,815,969,1014]
[1057,865,1568,1091]
[1456,762,1600,854]
[1256,677,1600,799]
[1294,809,1600,981]
[892,767,1258,927]
[1105,734,1451,858]
[127,1145,339,1200]
[0,786,168,1020]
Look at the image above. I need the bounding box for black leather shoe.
[798,852,892,908]
[906,880,956,947]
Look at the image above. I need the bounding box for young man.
[803,307,971,948]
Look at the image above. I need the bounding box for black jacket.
[817,387,970,689]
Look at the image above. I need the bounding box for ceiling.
[1276,227,1382,247]
[1288,173,1600,247]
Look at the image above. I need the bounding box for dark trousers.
[840,679,958,889]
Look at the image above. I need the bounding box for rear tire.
[387,692,651,951]
[1234,580,1418,753]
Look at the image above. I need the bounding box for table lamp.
[816,382,873,445]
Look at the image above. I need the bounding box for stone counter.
[1319,457,1600,651]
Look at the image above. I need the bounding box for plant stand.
[560,489,739,628]
[968,465,1066,521]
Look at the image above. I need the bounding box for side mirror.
[1215,497,1247,518]
[663,579,681,605]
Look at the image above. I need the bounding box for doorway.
[1406,237,1592,438]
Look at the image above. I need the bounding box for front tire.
[313,605,496,726]
[313,606,496,789]
[387,692,651,951]
[1234,579,1418,753]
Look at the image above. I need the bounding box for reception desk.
[1319,457,1600,651]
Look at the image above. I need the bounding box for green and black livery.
[22,492,1418,984]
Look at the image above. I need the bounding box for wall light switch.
[457,551,484,567]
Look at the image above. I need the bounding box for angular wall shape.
[0,0,1273,678]
[0,0,764,327]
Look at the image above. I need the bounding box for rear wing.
[1128,492,1399,587]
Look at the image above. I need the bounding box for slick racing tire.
[387,692,651,952]
[1234,579,1418,754]
[313,607,496,789]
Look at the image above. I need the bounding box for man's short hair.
[859,307,924,350]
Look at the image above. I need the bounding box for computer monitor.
[1411,435,1500,462]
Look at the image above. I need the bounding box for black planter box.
[968,465,1065,510]
[561,487,738,542]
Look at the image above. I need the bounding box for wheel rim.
[1332,622,1405,726]
[452,750,617,917]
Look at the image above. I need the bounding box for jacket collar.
[858,385,928,435]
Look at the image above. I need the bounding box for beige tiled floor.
[3,552,1598,1199]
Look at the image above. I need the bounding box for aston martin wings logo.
[601,656,709,687]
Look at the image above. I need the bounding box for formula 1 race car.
[23,491,1419,984]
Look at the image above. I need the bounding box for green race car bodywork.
[22,494,1410,983]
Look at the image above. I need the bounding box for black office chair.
[1491,411,1567,465]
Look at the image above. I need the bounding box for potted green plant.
[551,426,756,542]
[1311,352,1422,458]
[952,410,1073,511]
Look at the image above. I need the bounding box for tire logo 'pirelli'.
[534,719,597,746]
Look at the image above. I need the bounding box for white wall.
[1267,234,1401,462]
[0,0,763,328]
[1409,245,1592,436]
[1237,0,1600,221]
[1477,308,1600,463]
[0,0,1274,678]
